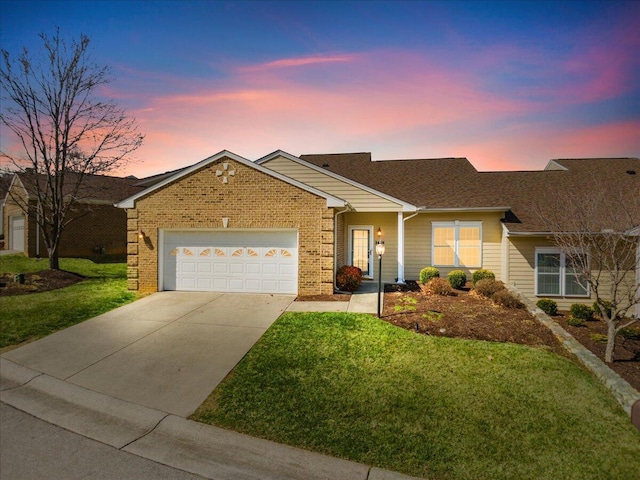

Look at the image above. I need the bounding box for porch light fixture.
[138,230,145,240]
[376,229,386,318]
[222,217,229,228]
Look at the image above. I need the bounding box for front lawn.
[193,312,640,480]
[0,255,137,349]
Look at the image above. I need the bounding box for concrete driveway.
[2,292,294,417]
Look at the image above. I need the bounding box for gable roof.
[116,150,345,209]
[299,153,508,210]
[477,158,640,234]
[299,153,639,233]
[257,150,417,211]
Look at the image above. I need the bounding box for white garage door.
[11,216,25,252]
[162,231,298,294]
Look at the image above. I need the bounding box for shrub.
[569,303,595,322]
[620,326,640,340]
[492,289,524,309]
[566,317,585,327]
[474,279,505,298]
[394,296,418,313]
[425,277,455,296]
[593,300,613,319]
[423,310,444,322]
[419,267,440,285]
[536,298,558,316]
[447,270,467,289]
[471,269,495,285]
[336,265,363,292]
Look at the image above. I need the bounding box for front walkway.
[286,282,381,314]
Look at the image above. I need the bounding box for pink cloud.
[68,48,639,178]
[240,54,355,72]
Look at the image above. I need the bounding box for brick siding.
[126,157,335,296]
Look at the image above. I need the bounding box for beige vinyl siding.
[404,212,504,281]
[342,212,398,283]
[507,236,600,310]
[264,156,403,212]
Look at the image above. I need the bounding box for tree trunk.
[48,247,60,270]
[604,322,617,363]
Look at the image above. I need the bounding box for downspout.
[398,210,421,283]
[334,205,351,292]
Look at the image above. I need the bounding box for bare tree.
[538,178,639,363]
[0,29,143,269]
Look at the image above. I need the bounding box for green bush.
[419,267,440,285]
[593,300,613,319]
[474,279,506,298]
[570,304,595,322]
[394,296,418,313]
[566,317,585,327]
[336,265,363,292]
[536,298,558,316]
[447,270,467,289]
[425,277,455,296]
[471,269,495,285]
[492,289,524,309]
[620,326,640,340]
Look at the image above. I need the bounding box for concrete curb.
[512,288,640,425]
[125,414,370,480]
[0,358,167,449]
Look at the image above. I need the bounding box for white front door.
[10,216,25,252]
[348,226,373,277]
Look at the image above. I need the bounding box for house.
[2,171,145,257]
[115,150,640,314]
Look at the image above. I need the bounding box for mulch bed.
[383,285,640,391]
[0,270,84,296]
[554,313,640,391]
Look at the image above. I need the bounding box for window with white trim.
[432,221,482,267]
[535,248,589,297]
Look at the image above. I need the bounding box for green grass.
[0,255,137,348]
[192,312,640,480]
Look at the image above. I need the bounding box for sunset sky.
[1,0,639,177]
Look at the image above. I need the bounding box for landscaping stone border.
[510,287,640,431]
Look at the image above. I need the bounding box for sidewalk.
[286,281,382,314]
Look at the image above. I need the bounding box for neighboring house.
[115,150,639,313]
[0,173,12,247]
[2,171,144,257]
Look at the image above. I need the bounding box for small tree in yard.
[0,29,143,270]
[538,180,639,363]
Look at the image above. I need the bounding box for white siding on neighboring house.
[264,156,404,212]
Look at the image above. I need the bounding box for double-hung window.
[432,221,482,268]
[535,247,589,297]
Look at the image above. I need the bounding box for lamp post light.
[376,231,386,318]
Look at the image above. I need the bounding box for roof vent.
[626,170,636,175]
[322,163,329,168]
